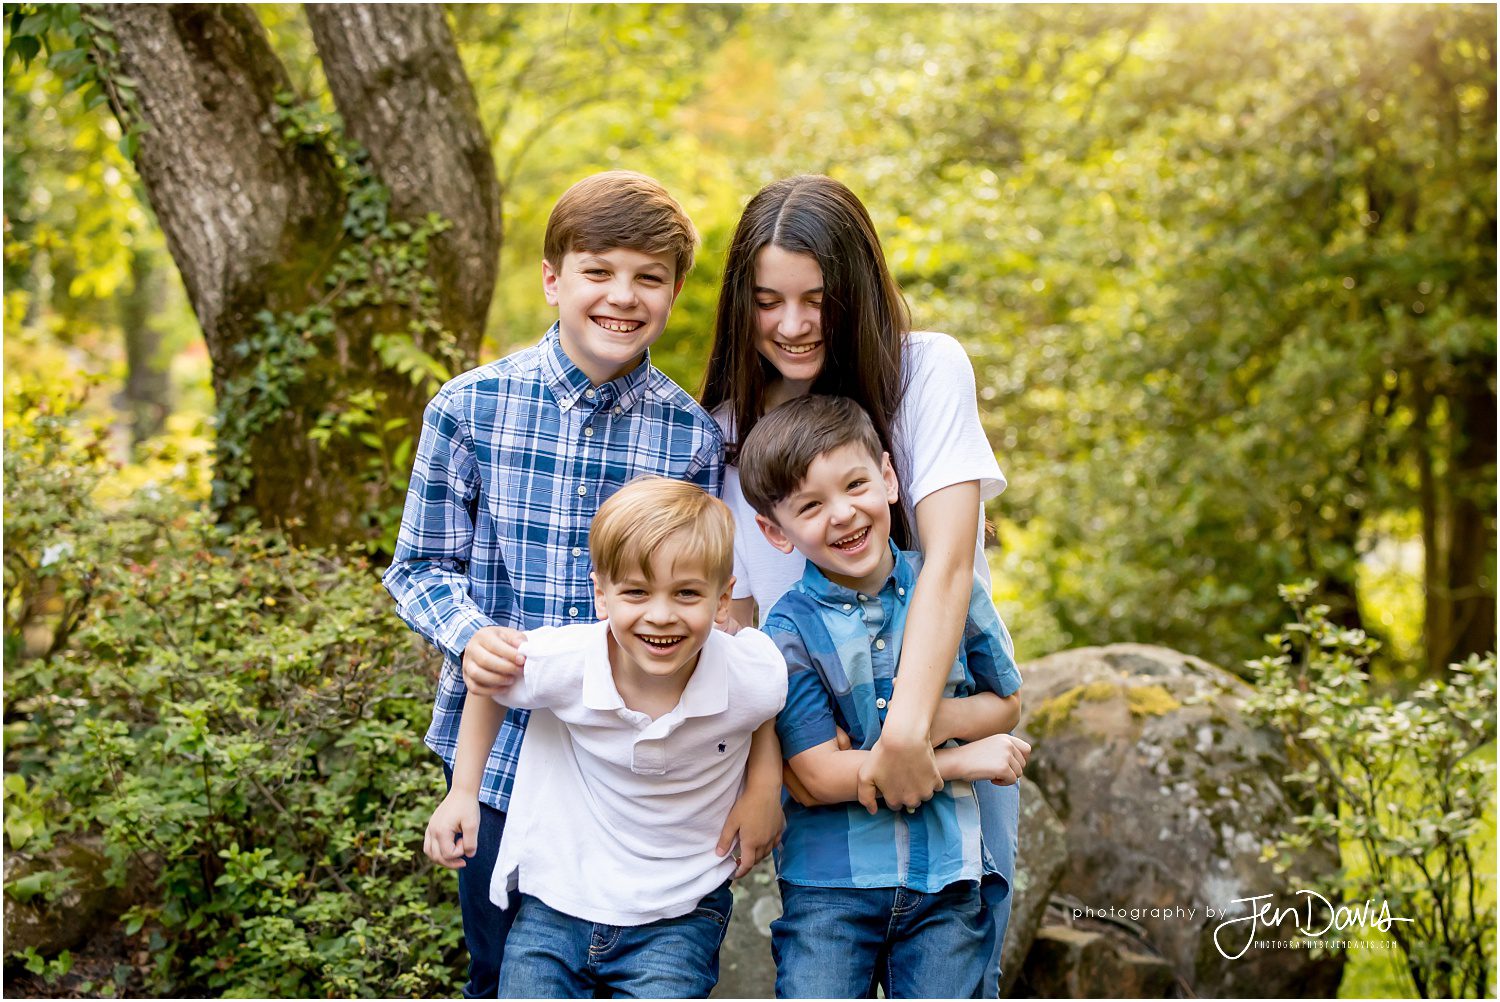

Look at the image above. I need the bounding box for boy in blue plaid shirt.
[384,171,784,998]
[738,394,1031,999]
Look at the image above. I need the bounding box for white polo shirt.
[490,620,787,926]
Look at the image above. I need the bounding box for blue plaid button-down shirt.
[383,323,723,810]
[765,544,1021,891]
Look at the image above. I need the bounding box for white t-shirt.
[718,330,1006,617]
[490,621,787,926]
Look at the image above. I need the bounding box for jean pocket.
[689,883,735,926]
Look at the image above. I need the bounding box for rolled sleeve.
[963,577,1022,697]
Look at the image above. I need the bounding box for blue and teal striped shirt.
[766,544,1021,891]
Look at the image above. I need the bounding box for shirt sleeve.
[381,387,497,667]
[962,576,1022,697]
[764,612,839,759]
[502,627,571,711]
[897,332,1007,507]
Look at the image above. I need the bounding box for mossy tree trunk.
[105,3,501,548]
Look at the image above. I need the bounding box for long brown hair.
[701,175,912,544]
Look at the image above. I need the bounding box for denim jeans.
[976,778,1020,995]
[498,882,734,999]
[442,763,515,1000]
[771,880,988,999]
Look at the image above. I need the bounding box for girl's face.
[753,245,825,393]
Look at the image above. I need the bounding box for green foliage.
[4,384,463,997]
[1246,582,1497,998]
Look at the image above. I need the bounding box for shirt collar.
[581,621,729,720]
[797,540,916,612]
[540,322,653,415]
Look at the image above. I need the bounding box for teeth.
[833,528,868,549]
[778,341,819,355]
[596,318,643,333]
[640,635,683,649]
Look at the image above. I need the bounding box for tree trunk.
[104,3,500,548]
[120,249,171,445]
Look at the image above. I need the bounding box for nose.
[829,495,856,524]
[778,303,813,338]
[643,595,677,625]
[606,276,638,308]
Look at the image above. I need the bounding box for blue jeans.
[498,882,734,998]
[442,763,515,999]
[772,880,988,999]
[977,779,1020,995]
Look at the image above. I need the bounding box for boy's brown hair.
[738,395,885,521]
[544,171,698,282]
[590,477,734,586]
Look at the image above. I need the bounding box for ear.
[713,575,735,626]
[542,259,561,306]
[591,571,609,620]
[756,514,796,555]
[671,274,685,301]
[879,452,900,505]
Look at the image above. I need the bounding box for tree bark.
[305,3,501,356]
[104,3,500,547]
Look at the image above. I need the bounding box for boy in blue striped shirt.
[738,394,1030,999]
[384,172,783,998]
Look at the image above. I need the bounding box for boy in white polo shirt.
[424,477,787,999]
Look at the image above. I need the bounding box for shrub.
[4,384,464,996]
[1246,582,1497,999]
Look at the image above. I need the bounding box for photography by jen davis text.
[1072,889,1414,960]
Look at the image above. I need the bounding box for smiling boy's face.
[755,442,900,595]
[543,247,681,386]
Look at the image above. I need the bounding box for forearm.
[450,693,506,794]
[791,742,997,804]
[882,564,973,747]
[384,559,496,663]
[931,692,1021,745]
[743,720,782,794]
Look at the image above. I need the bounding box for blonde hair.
[544,171,698,282]
[590,477,734,586]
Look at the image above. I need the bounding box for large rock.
[1000,777,1068,994]
[3,837,128,957]
[1018,924,1180,998]
[1017,644,1344,998]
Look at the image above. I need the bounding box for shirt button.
[898,587,906,597]
[858,594,869,602]
[585,389,596,400]
[576,485,587,497]
[584,426,594,438]
[875,639,887,650]
[876,697,888,709]
[568,606,579,617]
[842,603,852,611]
[613,406,622,416]
[572,547,582,557]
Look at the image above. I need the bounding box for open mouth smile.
[775,339,821,356]
[637,634,685,653]
[830,527,870,552]
[594,317,644,334]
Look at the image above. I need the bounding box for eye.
[622,587,648,598]
[796,499,820,516]
[847,477,869,491]
[755,299,779,311]
[676,589,703,600]
[639,274,666,285]
[584,268,609,278]
[807,299,823,309]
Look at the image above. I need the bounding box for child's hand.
[463,626,527,696]
[424,791,481,869]
[966,733,1032,786]
[716,783,784,879]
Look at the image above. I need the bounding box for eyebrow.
[753,285,823,295]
